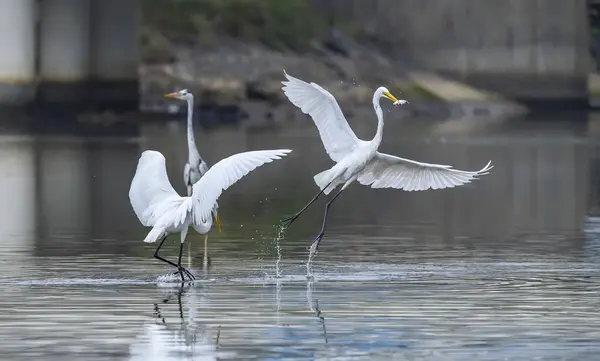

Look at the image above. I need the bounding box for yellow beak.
[215,215,222,232]
[383,91,399,103]
[164,92,178,98]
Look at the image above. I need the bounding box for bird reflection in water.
[129,284,221,361]
[306,279,328,344]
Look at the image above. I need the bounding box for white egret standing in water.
[129,149,292,281]
[165,89,216,270]
[280,71,493,258]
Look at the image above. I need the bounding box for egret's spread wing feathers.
[129,151,180,226]
[282,71,359,162]
[358,152,493,191]
[191,149,292,224]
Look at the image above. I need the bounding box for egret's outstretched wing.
[189,149,292,224]
[282,70,360,162]
[129,150,180,226]
[358,152,493,191]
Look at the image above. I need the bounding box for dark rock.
[246,74,286,105]
[140,36,412,112]
[322,28,357,57]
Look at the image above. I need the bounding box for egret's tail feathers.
[313,170,337,195]
[143,226,166,243]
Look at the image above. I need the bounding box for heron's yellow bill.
[383,91,399,103]
[215,215,222,232]
[164,92,178,98]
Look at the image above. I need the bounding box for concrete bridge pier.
[89,0,139,109]
[0,0,139,109]
[0,0,36,105]
[38,0,92,105]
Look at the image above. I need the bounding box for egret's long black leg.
[154,236,193,280]
[176,242,195,281]
[281,180,335,228]
[154,235,179,269]
[310,187,345,252]
[171,267,194,280]
[153,235,192,281]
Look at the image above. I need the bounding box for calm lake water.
[2,109,600,360]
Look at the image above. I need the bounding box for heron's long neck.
[186,97,199,162]
[372,98,384,146]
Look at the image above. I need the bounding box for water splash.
[272,225,285,278]
[306,239,319,279]
[275,278,282,325]
[155,273,180,282]
[155,273,194,288]
[306,278,314,312]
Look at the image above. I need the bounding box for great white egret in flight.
[129,148,292,281]
[279,71,493,258]
[165,89,217,270]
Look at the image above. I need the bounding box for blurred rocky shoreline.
[139,32,526,127]
[140,31,424,110]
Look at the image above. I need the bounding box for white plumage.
[282,73,360,163]
[280,70,492,257]
[281,70,492,193]
[129,148,292,280]
[357,154,493,192]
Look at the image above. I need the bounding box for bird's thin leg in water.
[176,290,184,319]
[187,241,191,269]
[154,235,180,270]
[310,188,345,253]
[171,267,194,281]
[164,245,193,281]
[153,237,193,280]
[203,234,209,273]
[176,242,195,281]
[281,179,335,228]
[314,299,328,344]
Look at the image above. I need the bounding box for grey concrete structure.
[0,0,591,107]
[318,0,592,103]
[0,0,36,105]
[0,0,139,108]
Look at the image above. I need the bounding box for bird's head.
[375,87,409,106]
[165,89,192,101]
